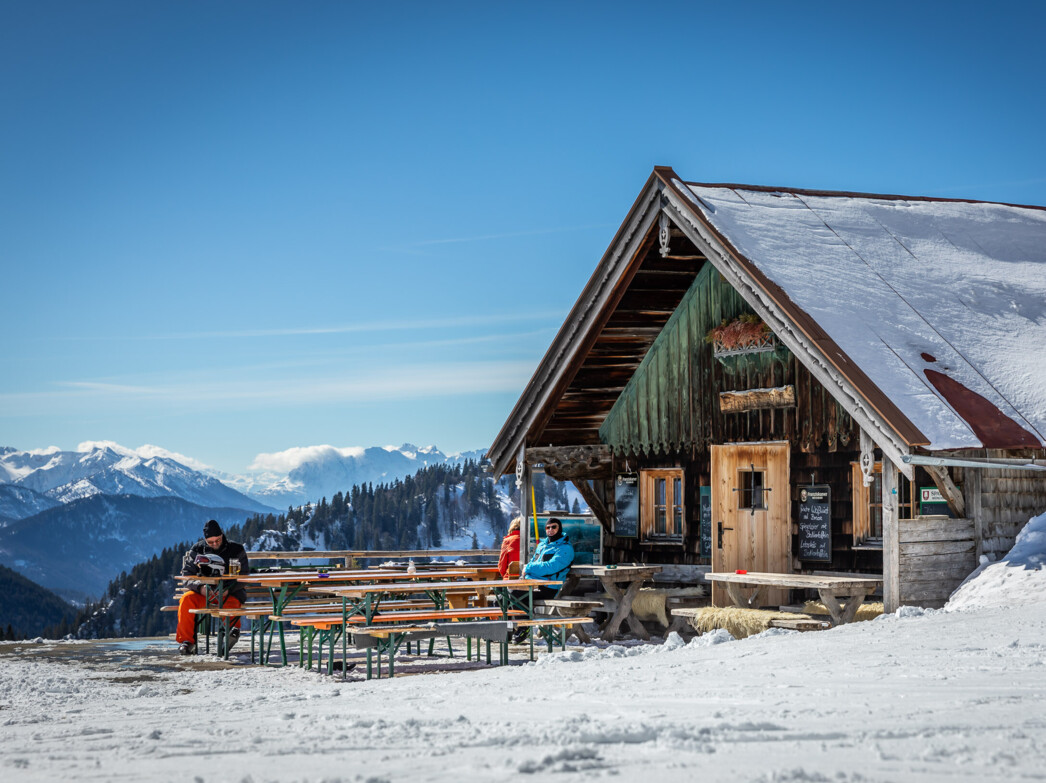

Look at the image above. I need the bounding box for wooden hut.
[487,167,1046,611]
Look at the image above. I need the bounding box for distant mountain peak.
[0,444,275,514]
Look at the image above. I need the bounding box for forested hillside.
[72,460,576,638]
[0,564,77,640]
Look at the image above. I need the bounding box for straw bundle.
[685,606,801,639]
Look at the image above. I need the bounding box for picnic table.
[561,564,662,641]
[704,571,883,626]
[306,577,560,677]
[235,569,480,664]
[310,577,559,624]
[174,573,250,657]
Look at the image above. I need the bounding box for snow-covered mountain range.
[0,442,487,519]
[0,441,490,600]
[0,444,274,515]
[215,443,487,508]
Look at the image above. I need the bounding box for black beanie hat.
[203,519,223,538]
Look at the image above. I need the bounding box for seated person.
[498,517,522,578]
[176,519,250,655]
[521,517,574,600]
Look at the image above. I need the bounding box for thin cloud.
[96,311,565,341]
[0,360,536,415]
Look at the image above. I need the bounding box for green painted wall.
[599,261,792,455]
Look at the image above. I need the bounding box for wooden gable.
[600,262,856,458]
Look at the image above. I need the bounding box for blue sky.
[2,1,1045,474]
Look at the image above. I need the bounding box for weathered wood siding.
[599,263,855,456]
[955,458,1046,559]
[595,263,868,572]
[898,517,977,608]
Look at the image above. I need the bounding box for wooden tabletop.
[235,569,476,585]
[705,572,882,589]
[309,577,559,599]
[569,564,662,581]
[174,574,249,583]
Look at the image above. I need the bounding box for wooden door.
[711,442,791,607]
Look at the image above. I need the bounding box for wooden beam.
[571,479,613,533]
[923,464,966,518]
[526,445,614,480]
[718,385,796,414]
[967,468,983,561]
[882,459,901,612]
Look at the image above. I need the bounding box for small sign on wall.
[919,486,953,517]
[614,474,639,537]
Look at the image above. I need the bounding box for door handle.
[717,521,733,549]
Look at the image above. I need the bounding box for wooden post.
[519,462,531,571]
[882,458,901,613]
[967,469,983,561]
[515,442,530,573]
[924,465,966,518]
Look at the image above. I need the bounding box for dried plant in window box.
[706,314,776,358]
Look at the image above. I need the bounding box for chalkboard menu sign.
[699,486,712,558]
[797,484,831,562]
[614,474,639,538]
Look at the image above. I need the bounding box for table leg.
[725,582,766,610]
[600,579,650,641]
[341,598,348,681]
[817,588,868,626]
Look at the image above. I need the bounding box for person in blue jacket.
[512,517,575,643]
[522,517,574,599]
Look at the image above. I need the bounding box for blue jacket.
[522,534,574,581]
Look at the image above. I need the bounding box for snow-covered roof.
[675,180,1046,450]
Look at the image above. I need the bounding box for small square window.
[738,469,766,511]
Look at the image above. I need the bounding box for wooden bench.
[532,598,604,643]
[767,617,831,632]
[286,607,524,675]
[513,616,593,660]
[704,572,882,626]
[351,620,514,678]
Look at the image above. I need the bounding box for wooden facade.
[593,262,868,581]
[490,168,1046,612]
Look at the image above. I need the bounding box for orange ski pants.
[176,590,242,643]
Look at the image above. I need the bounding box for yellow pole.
[531,484,539,542]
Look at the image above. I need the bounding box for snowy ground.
[3,515,1046,782]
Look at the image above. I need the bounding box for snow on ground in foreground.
[2,516,1046,782]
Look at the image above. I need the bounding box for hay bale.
[632,587,706,626]
[802,600,883,622]
[686,606,803,639]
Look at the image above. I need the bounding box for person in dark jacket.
[176,520,250,655]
